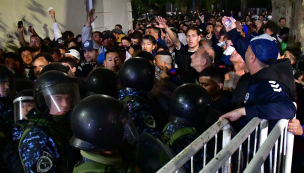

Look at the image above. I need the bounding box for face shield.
[41,81,81,116]
[13,96,35,123]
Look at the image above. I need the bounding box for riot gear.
[40,62,73,77]
[0,64,15,100]
[119,58,155,91]
[13,89,34,123]
[34,70,80,114]
[170,83,210,127]
[70,95,124,152]
[86,68,118,98]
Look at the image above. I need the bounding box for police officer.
[18,70,81,172]
[12,89,35,140]
[118,58,166,137]
[3,89,34,173]
[160,83,213,173]
[0,64,15,171]
[86,68,118,98]
[70,95,132,172]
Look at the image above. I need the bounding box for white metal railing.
[200,117,262,173]
[200,118,294,173]
[243,119,294,173]
[156,118,231,173]
[157,117,295,173]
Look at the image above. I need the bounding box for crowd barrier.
[157,117,294,173]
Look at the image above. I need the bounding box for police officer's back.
[70,95,132,173]
[161,84,213,173]
[18,71,81,172]
[118,58,166,137]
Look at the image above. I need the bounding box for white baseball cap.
[65,49,80,60]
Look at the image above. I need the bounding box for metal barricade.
[243,119,294,173]
[157,117,294,173]
[199,118,294,173]
[156,118,231,173]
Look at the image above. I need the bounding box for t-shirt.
[175,44,196,73]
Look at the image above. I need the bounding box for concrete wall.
[0,0,132,53]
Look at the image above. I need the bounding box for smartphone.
[18,21,23,28]
[29,26,33,30]
[224,17,236,28]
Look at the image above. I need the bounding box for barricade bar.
[157,119,230,173]
[199,117,262,173]
[243,119,290,173]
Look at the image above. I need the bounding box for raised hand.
[86,9,96,26]
[28,26,37,35]
[155,16,168,29]
[222,16,236,32]
[49,9,55,19]
[17,23,24,33]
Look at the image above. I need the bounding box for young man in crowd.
[141,35,157,57]
[103,50,119,72]
[199,66,232,114]
[18,47,33,78]
[156,16,201,73]
[78,40,99,77]
[147,26,167,47]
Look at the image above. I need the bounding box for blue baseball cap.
[83,40,99,51]
[250,34,279,65]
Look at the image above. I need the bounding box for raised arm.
[82,8,96,43]
[155,16,181,49]
[17,24,27,47]
[49,9,62,41]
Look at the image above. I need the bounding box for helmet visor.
[13,97,35,123]
[42,82,80,115]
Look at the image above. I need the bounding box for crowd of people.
[0,7,303,173]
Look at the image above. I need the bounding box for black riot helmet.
[170,83,210,127]
[86,68,118,98]
[0,64,15,100]
[34,70,81,115]
[13,89,34,123]
[119,58,155,91]
[40,62,73,77]
[70,95,124,152]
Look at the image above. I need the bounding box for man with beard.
[29,35,43,57]
[17,25,43,57]
[32,53,52,79]
[103,50,119,72]
[77,40,99,77]
[96,32,116,65]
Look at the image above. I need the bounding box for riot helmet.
[40,62,74,77]
[70,95,124,152]
[34,70,80,115]
[86,68,118,98]
[0,64,15,100]
[13,89,34,123]
[119,58,155,91]
[170,83,210,127]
